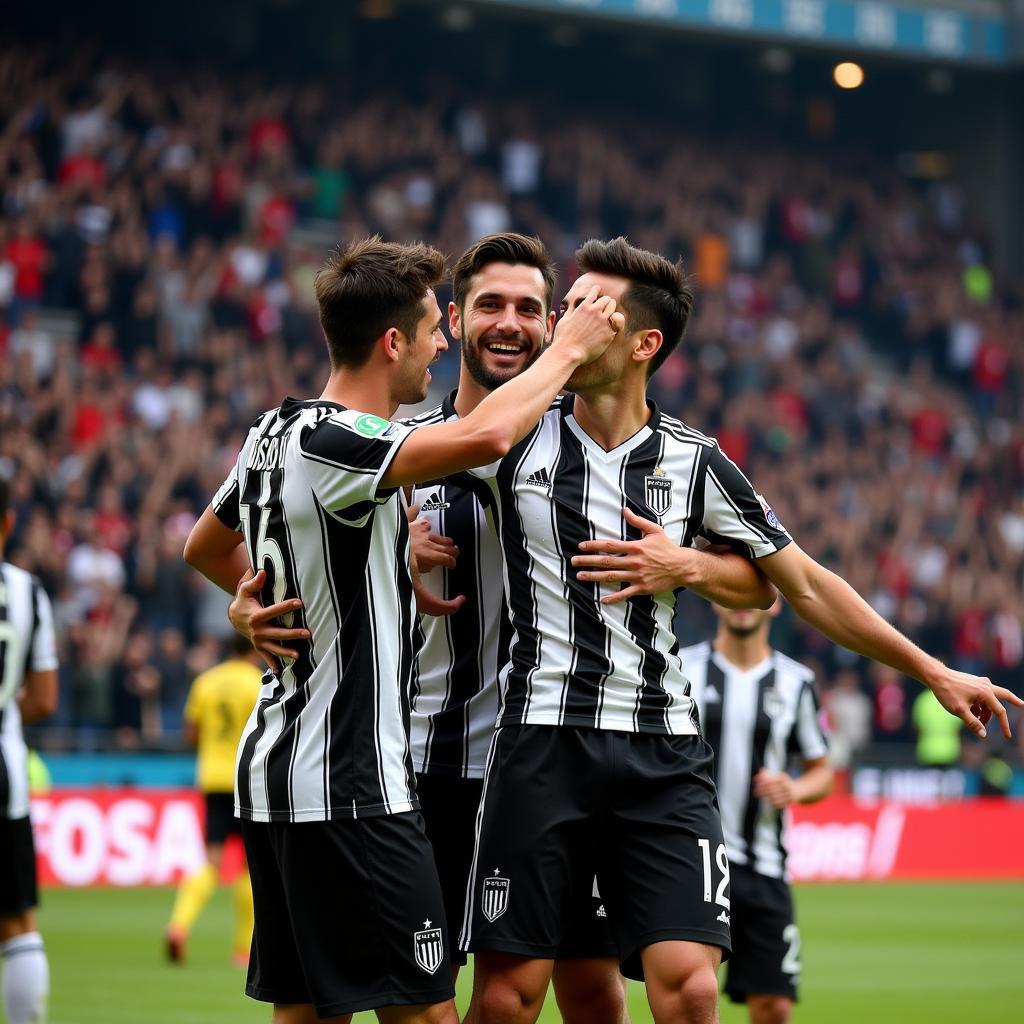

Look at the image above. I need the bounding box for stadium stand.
[0,33,1020,772]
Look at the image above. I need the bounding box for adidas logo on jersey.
[420,491,451,512]
[717,910,730,924]
[525,466,552,490]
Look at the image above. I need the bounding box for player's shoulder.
[654,411,716,450]
[771,649,816,686]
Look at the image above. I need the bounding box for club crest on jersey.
[482,871,510,922]
[420,491,451,512]
[756,493,782,531]
[413,920,444,975]
[645,465,672,517]
[763,689,785,719]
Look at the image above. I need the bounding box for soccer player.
[0,476,57,1024]
[459,237,1021,1024]
[165,632,264,967]
[683,603,832,1023]
[560,239,1023,1021]
[182,236,623,1024]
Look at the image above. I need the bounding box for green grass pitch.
[42,882,1022,1023]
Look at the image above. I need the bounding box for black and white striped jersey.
[0,562,57,820]
[684,640,830,880]
[211,397,420,823]
[466,395,792,735]
[405,395,507,780]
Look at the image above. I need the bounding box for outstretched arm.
[572,507,775,609]
[758,542,1024,739]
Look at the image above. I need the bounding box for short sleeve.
[211,451,243,532]
[792,681,830,761]
[701,445,791,559]
[300,409,415,517]
[29,581,58,673]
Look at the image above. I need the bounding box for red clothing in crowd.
[57,153,106,189]
[5,235,47,299]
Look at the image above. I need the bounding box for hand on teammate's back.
[550,284,625,364]
[406,510,467,619]
[407,506,459,571]
[228,567,310,673]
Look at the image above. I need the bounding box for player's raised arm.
[757,542,1024,739]
[380,286,624,488]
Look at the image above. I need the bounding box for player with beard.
[458,237,1021,1024]
[682,603,832,1024]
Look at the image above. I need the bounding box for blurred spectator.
[823,670,872,769]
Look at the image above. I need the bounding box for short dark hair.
[0,475,8,522]
[452,233,556,314]
[314,236,447,369]
[575,237,694,377]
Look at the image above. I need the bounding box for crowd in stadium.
[1,44,1021,761]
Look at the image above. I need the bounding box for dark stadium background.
[0,2,1021,1018]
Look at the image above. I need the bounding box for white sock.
[2,932,49,1024]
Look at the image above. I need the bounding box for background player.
[165,632,264,967]
[0,477,57,1024]
[684,602,832,1024]
[182,237,623,1024]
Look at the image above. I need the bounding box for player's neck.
[570,383,650,451]
[452,367,492,418]
[713,633,772,670]
[320,368,398,419]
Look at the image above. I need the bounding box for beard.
[462,332,543,392]
[724,619,763,638]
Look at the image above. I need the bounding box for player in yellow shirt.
[165,633,264,966]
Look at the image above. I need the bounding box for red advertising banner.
[788,797,1024,881]
[30,790,1024,887]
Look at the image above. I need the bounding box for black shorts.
[723,864,799,1003]
[417,771,614,965]
[205,792,242,846]
[416,773,482,966]
[242,812,455,1017]
[462,726,730,980]
[0,816,38,917]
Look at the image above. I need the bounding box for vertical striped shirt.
[0,562,57,819]
[212,398,420,822]
[466,395,792,736]
[684,640,830,879]
[405,394,507,779]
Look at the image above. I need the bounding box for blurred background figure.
[165,633,262,967]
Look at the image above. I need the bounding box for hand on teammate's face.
[551,284,625,365]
